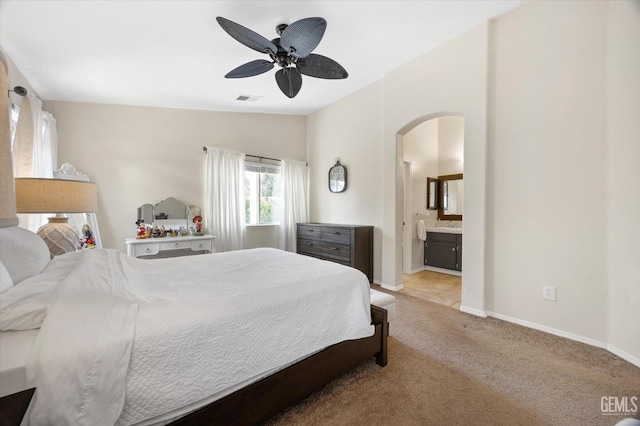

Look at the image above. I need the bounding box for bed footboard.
[171,305,388,425]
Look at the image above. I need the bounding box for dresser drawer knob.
[145,248,151,252]
[175,243,180,247]
[198,244,203,249]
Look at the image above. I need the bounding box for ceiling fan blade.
[296,54,348,79]
[280,17,326,59]
[275,68,303,98]
[216,17,277,54]
[225,60,274,78]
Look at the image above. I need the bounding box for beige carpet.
[268,291,640,425]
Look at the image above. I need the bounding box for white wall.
[307,80,384,283]
[487,0,608,341]
[437,116,464,176]
[307,0,640,364]
[44,101,306,251]
[605,0,640,363]
[384,23,489,309]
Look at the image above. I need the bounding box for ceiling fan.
[216,16,348,98]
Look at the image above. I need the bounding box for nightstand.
[0,388,35,425]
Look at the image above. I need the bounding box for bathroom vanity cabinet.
[424,232,462,271]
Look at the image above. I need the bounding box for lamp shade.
[15,178,97,213]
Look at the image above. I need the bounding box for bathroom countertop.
[425,227,463,234]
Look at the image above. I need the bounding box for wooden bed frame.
[0,308,387,426]
[171,305,388,425]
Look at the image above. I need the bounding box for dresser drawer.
[297,238,323,257]
[133,243,159,257]
[160,240,192,251]
[191,239,212,252]
[298,225,322,240]
[321,227,351,245]
[296,223,373,283]
[321,242,351,263]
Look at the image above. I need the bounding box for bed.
[0,234,387,425]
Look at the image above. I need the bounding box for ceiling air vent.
[236,94,262,102]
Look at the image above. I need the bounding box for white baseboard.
[487,311,640,369]
[374,280,403,291]
[605,344,640,369]
[422,265,462,277]
[460,305,488,318]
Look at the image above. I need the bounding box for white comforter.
[26,248,374,426]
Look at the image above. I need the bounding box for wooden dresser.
[297,223,373,283]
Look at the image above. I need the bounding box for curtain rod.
[202,146,281,163]
[202,147,307,165]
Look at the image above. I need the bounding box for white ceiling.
[0,1,525,115]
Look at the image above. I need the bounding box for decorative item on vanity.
[77,224,96,250]
[328,158,347,193]
[192,215,203,236]
[14,177,98,257]
[127,198,215,258]
[135,219,149,239]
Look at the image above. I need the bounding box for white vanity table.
[125,234,215,258]
[126,197,215,258]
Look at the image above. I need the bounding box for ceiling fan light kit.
[216,16,348,99]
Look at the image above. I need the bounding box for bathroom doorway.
[399,114,464,309]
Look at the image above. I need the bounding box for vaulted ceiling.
[0,1,525,115]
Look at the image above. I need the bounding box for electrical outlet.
[543,286,556,301]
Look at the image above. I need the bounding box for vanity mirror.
[137,203,153,225]
[136,197,198,233]
[427,177,438,210]
[438,173,463,220]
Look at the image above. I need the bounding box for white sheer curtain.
[279,159,308,252]
[204,147,246,252]
[12,93,58,232]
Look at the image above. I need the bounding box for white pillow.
[0,226,51,284]
[0,260,13,293]
[0,250,84,330]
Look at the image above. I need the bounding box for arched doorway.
[398,113,464,308]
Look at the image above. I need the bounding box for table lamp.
[15,177,97,257]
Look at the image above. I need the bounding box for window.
[244,161,281,225]
[9,104,19,150]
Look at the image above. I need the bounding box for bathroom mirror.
[438,173,463,220]
[427,177,438,210]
